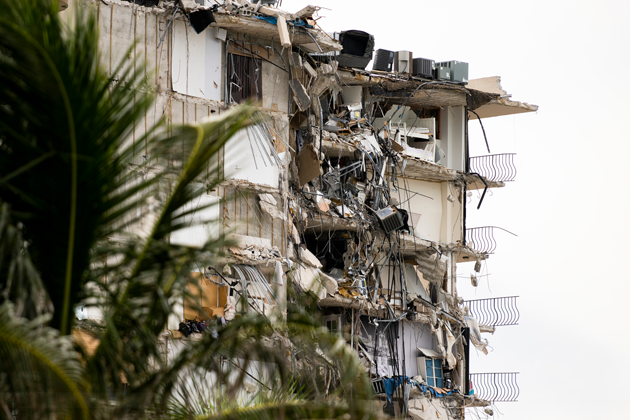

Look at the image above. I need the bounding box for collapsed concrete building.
[67,0,537,418]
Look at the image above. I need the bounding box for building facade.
[67,1,537,418]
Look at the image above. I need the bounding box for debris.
[297,144,321,186]
[299,247,322,268]
[277,16,291,48]
[288,80,311,111]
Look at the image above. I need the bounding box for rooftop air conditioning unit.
[375,206,404,233]
[412,58,435,79]
[336,30,375,70]
[434,65,451,81]
[435,60,468,84]
[394,50,413,74]
[372,49,395,72]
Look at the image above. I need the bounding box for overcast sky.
[285,0,630,418]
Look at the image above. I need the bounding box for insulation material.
[465,316,489,355]
[431,321,445,358]
[274,260,283,285]
[444,326,457,369]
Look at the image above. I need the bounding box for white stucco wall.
[172,20,223,101]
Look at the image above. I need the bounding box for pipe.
[469,172,488,210]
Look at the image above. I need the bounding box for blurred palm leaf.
[0,0,156,334]
[0,302,89,420]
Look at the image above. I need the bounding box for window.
[425,358,444,388]
[226,53,262,104]
[324,314,342,336]
[416,348,445,388]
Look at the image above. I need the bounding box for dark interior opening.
[340,30,371,57]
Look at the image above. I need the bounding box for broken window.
[227,53,262,104]
[324,314,342,336]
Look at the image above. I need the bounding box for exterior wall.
[172,20,223,101]
[399,320,434,378]
[260,53,291,112]
[65,2,526,415]
[390,178,461,244]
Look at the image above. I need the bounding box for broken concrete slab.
[288,79,311,111]
[260,200,285,220]
[293,264,326,300]
[319,271,338,295]
[232,234,272,249]
[259,193,277,206]
[297,144,321,186]
[299,247,322,268]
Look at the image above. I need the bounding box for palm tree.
[0,1,376,419]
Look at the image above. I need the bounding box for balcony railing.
[469,372,520,402]
[469,153,517,182]
[466,226,517,254]
[464,296,520,327]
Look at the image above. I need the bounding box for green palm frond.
[0,202,51,318]
[0,303,89,420]
[0,0,155,333]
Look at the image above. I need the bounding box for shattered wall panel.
[172,19,223,101]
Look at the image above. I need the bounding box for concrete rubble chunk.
[260,200,286,220]
[319,271,338,295]
[299,247,322,268]
[294,264,326,300]
[259,193,277,206]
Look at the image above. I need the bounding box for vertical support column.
[450,251,456,298]
[463,327,470,396]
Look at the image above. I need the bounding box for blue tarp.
[253,16,313,28]
[408,379,460,398]
[382,376,408,403]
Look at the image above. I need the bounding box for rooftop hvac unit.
[435,60,468,84]
[394,50,413,73]
[336,30,375,69]
[375,206,404,233]
[372,49,395,72]
[412,57,434,79]
[434,65,451,81]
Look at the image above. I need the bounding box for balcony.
[464,296,520,327]
[469,372,520,402]
[465,226,517,254]
[469,153,517,183]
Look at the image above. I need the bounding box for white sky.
[284,0,630,418]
